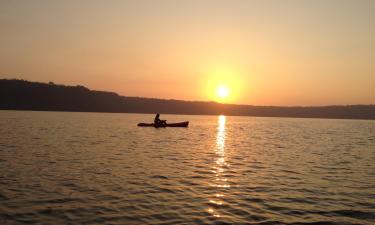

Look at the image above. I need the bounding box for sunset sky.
[1,0,374,106]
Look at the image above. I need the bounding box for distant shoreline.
[1,79,374,120]
[2,109,375,122]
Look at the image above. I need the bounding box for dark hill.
[1,79,374,120]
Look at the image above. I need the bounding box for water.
[0,110,374,224]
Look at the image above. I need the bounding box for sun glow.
[203,64,244,103]
[216,86,229,98]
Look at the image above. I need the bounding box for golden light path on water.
[208,115,229,218]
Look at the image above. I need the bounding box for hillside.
[1,79,374,120]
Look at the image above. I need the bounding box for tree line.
[1,79,374,120]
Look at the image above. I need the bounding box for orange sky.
[1,0,374,106]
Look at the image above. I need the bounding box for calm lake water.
[0,110,374,224]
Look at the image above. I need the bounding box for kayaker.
[154,113,166,127]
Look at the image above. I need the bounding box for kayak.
[137,121,189,128]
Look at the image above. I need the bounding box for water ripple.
[0,111,374,224]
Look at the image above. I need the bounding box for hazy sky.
[1,0,374,105]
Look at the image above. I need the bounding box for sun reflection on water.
[207,115,229,218]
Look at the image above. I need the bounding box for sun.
[204,64,243,103]
[216,85,229,99]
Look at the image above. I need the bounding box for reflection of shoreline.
[208,115,229,218]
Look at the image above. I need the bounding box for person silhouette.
[154,113,166,127]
